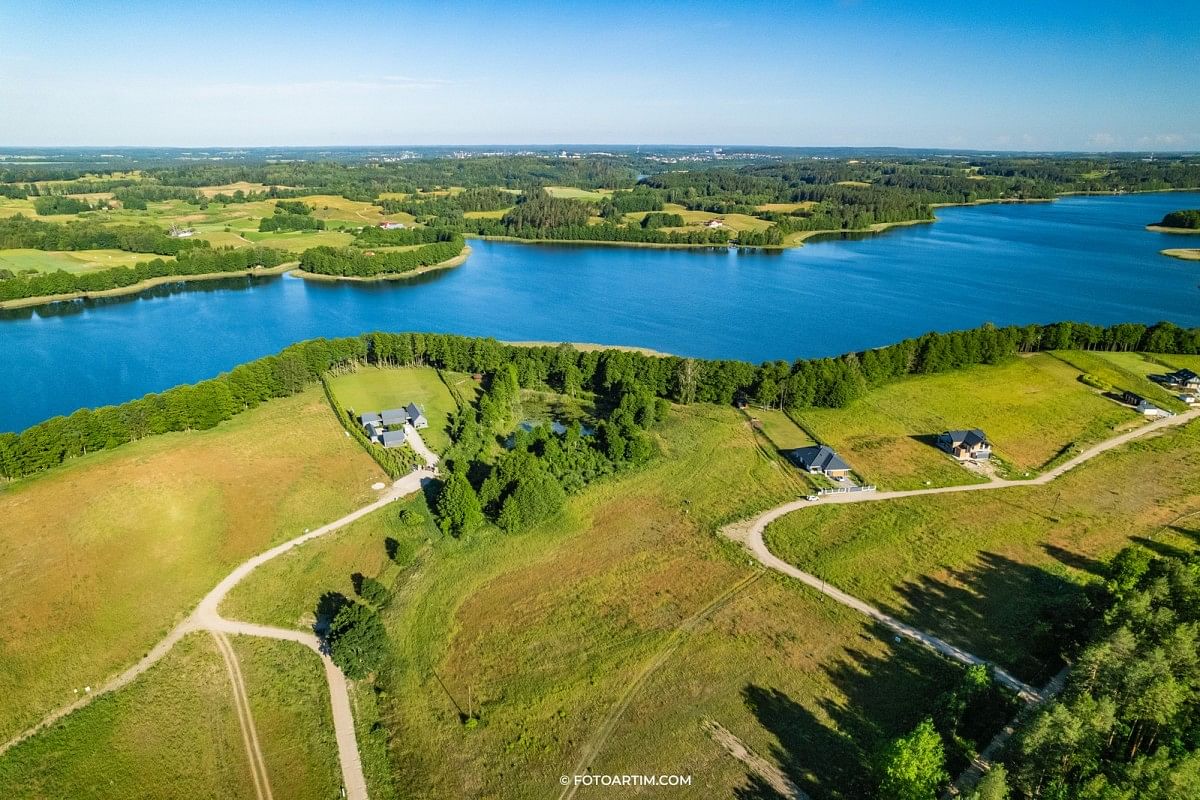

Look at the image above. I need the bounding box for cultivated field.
[764,418,1200,683]
[0,388,383,742]
[326,366,468,454]
[792,353,1140,489]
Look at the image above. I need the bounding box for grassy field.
[225,401,972,799]
[0,388,384,742]
[0,633,342,799]
[0,634,251,798]
[792,353,1141,489]
[0,247,170,274]
[327,366,468,454]
[765,418,1200,683]
[1048,350,1189,411]
[543,186,613,202]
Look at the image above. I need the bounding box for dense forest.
[0,246,289,302]
[1158,209,1200,229]
[4,319,1199,479]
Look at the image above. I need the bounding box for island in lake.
[1147,208,1200,233]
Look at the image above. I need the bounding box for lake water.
[3,192,1199,432]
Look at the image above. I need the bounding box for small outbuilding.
[378,221,406,230]
[937,429,992,461]
[790,445,852,478]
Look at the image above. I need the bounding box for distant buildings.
[937,429,992,461]
[168,225,195,238]
[704,218,725,229]
[1119,391,1170,418]
[358,403,428,448]
[378,221,406,230]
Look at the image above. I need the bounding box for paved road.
[2,436,441,799]
[724,408,1199,699]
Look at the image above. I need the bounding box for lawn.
[327,366,468,454]
[792,353,1141,489]
[241,228,356,251]
[0,388,384,742]
[764,418,1200,684]
[751,407,818,451]
[0,248,168,274]
[0,633,342,800]
[225,401,973,799]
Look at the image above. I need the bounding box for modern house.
[790,445,852,478]
[380,429,407,448]
[1165,369,1200,391]
[378,221,406,230]
[937,429,992,461]
[1120,390,1145,407]
[1118,390,1168,416]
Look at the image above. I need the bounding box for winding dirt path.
[723,409,1199,696]
[2,428,443,800]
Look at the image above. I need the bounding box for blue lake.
[3,192,1199,432]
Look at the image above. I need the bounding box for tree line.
[0,246,289,302]
[4,320,1199,480]
[258,200,325,232]
[298,237,464,277]
[0,214,205,255]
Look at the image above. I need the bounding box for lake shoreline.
[0,262,296,311]
[1162,248,1200,262]
[291,246,471,283]
[1147,225,1200,235]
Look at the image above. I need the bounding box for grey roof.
[792,445,851,473]
[1168,368,1198,382]
[380,429,407,447]
[380,408,409,425]
[359,412,382,425]
[941,429,989,448]
[405,402,426,420]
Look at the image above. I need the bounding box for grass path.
[557,572,763,800]
[212,631,273,800]
[2,429,443,800]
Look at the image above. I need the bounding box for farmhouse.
[704,218,725,229]
[936,429,992,461]
[378,221,406,230]
[790,445,852,478]
[358,403,429,447]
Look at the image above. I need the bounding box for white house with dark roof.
[790,445,852,478]
[937,429,992,461]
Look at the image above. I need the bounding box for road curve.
[724,408,1199,699]
[2,427,443,800]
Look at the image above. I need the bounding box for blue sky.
[1,0,1196,150]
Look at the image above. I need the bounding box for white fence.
[817,485,877,496]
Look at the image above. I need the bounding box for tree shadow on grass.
[1131,536,1195,561]
[1041,543,1107,577]
[314,590,349,641]
[876,552,1087,685]
[740,632,957,800]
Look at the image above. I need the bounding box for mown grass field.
[0,633,343,799]
[0,247,169,274]
[765,418,1200,683]
[543,186,613,202]
[225,402,971,799]
[327,366,467,454]
[751,407,819,451]
[792,353,1141,489]
[0,388,383,742]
